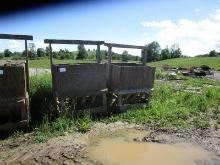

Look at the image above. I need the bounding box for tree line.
[196,50,220,57]
[141,41,182,62]
[0,41,182,62]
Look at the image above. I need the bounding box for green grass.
[28,74,220,142]
[103,78,220,130]
[149,57,220,70]
[30,74,92,142]
[29,59,96,68]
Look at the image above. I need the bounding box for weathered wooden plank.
[44,39,104,45]
[52,64,107,98]
[118,103,146,112]
[0,34,33,40]
[114,88,152,95]
[104,43,146,49]
[96,44,101,63]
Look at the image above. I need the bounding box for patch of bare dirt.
[1,122,220,165]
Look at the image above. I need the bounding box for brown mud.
[0,122,220,165]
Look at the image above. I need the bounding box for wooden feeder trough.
[105,43,156,111]
[0,62,29,130]
[44,39,107,114]
[0,34,32,131]
[52,63,107,113]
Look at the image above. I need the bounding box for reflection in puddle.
[88,130,210,165]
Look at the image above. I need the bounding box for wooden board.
[104,43,146,49]
[108,63,155,92]
[52,63,107,98]
[0,34,33,40]
[44,39,104,45]
[0,64,26,100]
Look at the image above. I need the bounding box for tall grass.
[30,74,92,142]
[104,78,220,130]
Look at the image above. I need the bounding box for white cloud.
[195,8,200,13]
[9,40,23,50]
[141,9,220,56]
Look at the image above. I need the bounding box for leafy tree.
[147,41,161,62]
[101,50,108,60]
[4,49,12,57]
[161,48,170,60]
[209,50,217,57]
[77,44,87,60]
[170,43,182,58]
[0,53,4,59]
[121,50,129,62]
[37,48,45,57]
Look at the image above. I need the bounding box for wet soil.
[1,122,220,165]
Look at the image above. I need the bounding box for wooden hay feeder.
[108,63,156,111]
[52,63,107,113]
[105,42,155,111]
[0,34,32,131]
[44,39,107,114]
[0,62,29,131]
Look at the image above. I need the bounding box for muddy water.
[88,130,211,165]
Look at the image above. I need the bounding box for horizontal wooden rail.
[104,43,146,49]
[44,39,104,45]
[0,34,33,40]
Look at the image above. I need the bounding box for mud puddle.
[88,129,216,165]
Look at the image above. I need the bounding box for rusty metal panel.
[109,63,155,92]
[0,63,26,100]
[52,63,107,98]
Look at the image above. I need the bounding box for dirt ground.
[1,122,220,165]
[214,71,220,80]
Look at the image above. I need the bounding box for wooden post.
[25,40,30,93]
[107,46,112,87]
[108,46,112,64]
[142,48,147,65]
[49,43,57,112]
[96,44,101,63]
[49,43,53,70]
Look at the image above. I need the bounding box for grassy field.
[29,59,96,68]
[29,57,220,70]
[149,57,220,70]
[28,74,220,142]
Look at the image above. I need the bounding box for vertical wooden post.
[107,46,112,87]
[142,47,147,65]
[25,40,30,93]
[49,43,57,112]
[108,46,112,65]
[49,43,53,70]
[96,44,101,63]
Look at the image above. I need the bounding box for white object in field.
[0,70,3,75]
[59,67,66,73]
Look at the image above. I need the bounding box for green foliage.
[121,50,129,62]
[209,50,217,57]
[103,79,220,130]
[30,74,52,124]
[34,112,92,142]
[149,57,220,70]
[37,48,45,57]
[145,41,161,62]
[4,49,12,57]
[0,53,4,59]
[161,48,170,60]
[77,44,87,60]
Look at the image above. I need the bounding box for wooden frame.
[0,33,33,130]
[44,39,107,114]
[104,42,155,112]
[104,42,147,65]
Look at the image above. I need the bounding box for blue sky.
[0,0,220,56]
